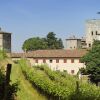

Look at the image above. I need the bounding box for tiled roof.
[11,49,88,58]
[10,53,24,58]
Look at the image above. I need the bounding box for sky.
[0,0,100,52]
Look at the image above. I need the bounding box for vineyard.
[10,63,47,100]
[19,59,100,100]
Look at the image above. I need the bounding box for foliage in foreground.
[0,50,19,100]
[0,67,19,100]
[19,59,100,100]
[81,40,100,84]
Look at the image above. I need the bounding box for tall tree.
[58,38,64,49]
[46,32,64,49]
[81,40,100,84]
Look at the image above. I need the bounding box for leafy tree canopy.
[22,32,64,51]
[81,40,100,84]
[22,37,48,51]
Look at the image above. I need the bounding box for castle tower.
[0,28,11,52]
[66,35,82,49]
[86,19,100,48]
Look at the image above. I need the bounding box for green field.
[10,64,48,100]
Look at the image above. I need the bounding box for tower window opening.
[96,31,98,35]
[91,31,93,35]
[89,43,91,47]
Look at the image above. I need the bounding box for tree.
[46,32,64,49]
[22,37,48,51]
[58,38,64,49]
[81,40,100,84]
[22,32,64,51]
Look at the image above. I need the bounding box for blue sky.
[0,0,100,52]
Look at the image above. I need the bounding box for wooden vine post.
[3,64,12,100]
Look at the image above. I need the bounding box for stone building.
[0,28,11,52]
[66,36,86,49]
[86,19,100,48]
[66,19,100,49]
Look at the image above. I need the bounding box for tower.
[0,28,11,52]
[86,19,100,48]
[66,35,82,49]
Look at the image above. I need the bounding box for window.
[56,59,59,63]
[43,59,46,63]
[91,31,93,35]
[71,59,74,63]
[89,43,91,47]
[64,59,67,63]
[71,70,74,74]
[49,59,53,63]
[96,31,98,35]
[35,59,38,63]
[79,59,81,63]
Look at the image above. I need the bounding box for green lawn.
[10,64,48,100]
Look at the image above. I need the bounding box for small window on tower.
[96,31,98,35]
[91,31,93,35]
[89,44,91,47]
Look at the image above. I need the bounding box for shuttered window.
[64,59,67,63]
[56,59,59,63]
[35,59,38,63]
[71,70,74,74]
[71,59,74,63]
[43,59,46,63]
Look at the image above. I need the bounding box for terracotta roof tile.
[11,49,88,58]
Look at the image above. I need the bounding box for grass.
[10,64,48,100]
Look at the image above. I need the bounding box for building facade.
[0,28,11,52]
[11,49,87,75]
[86,19,100,48]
